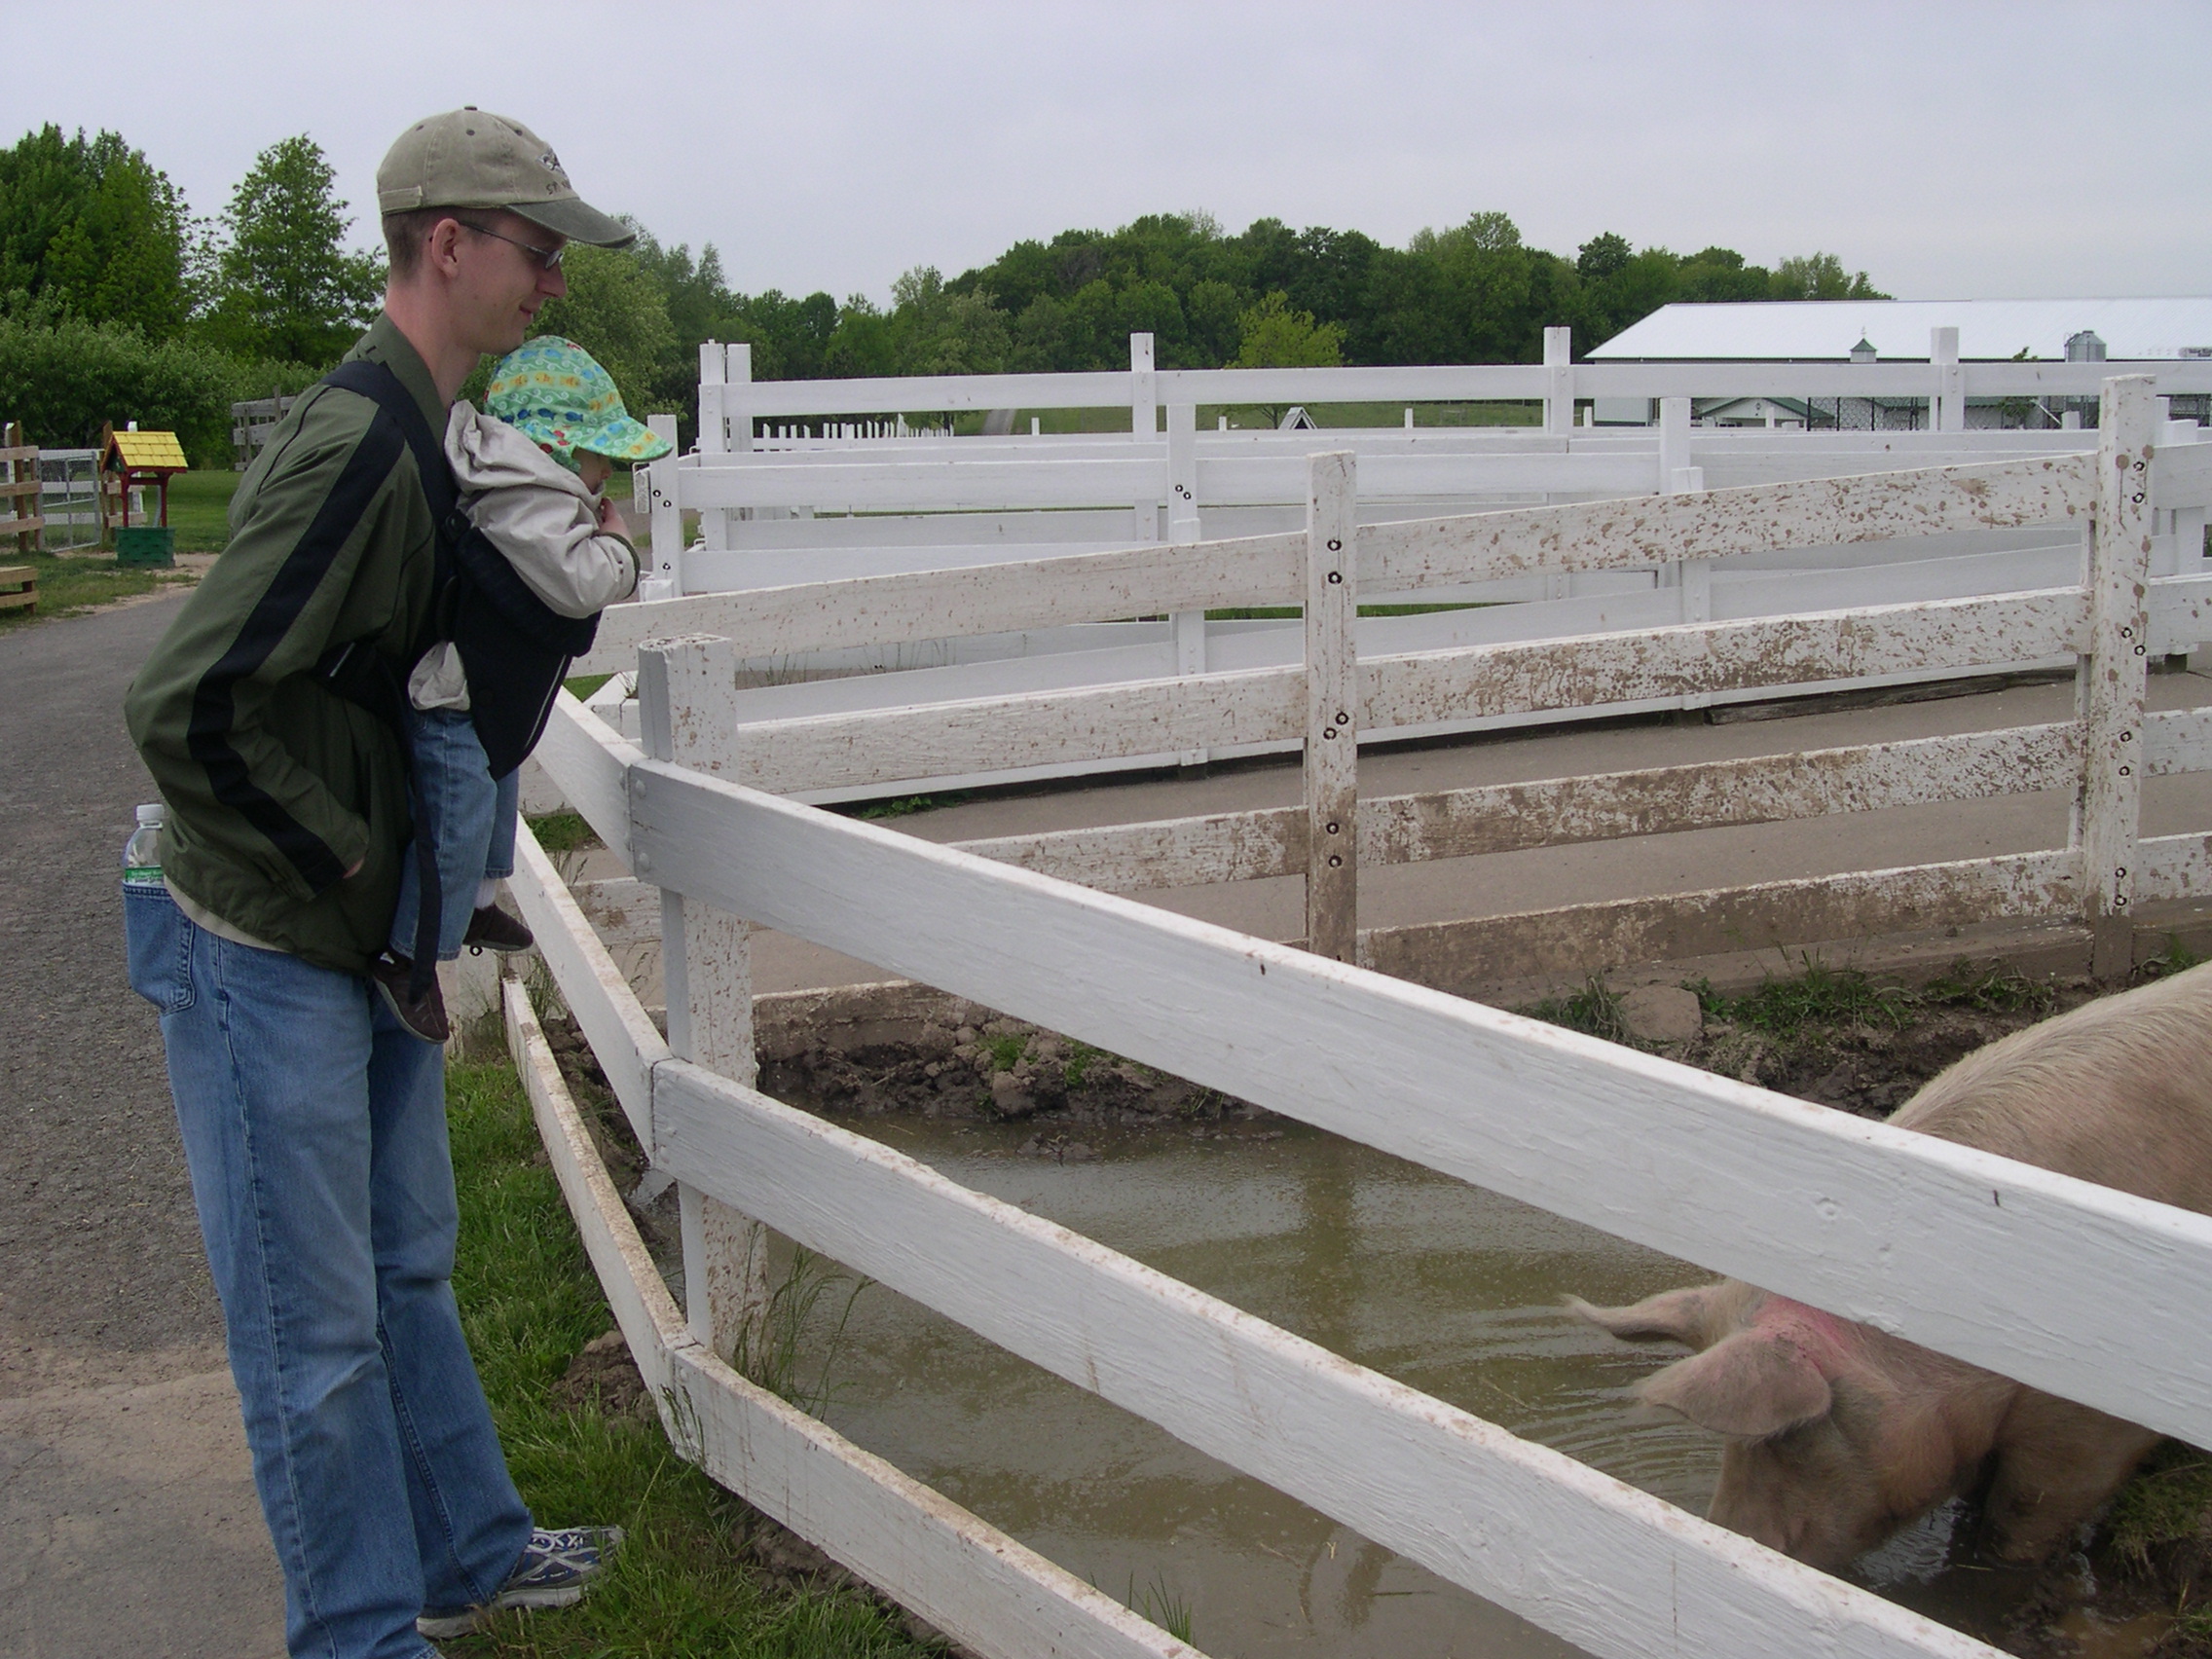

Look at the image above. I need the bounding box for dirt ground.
[537,958,2212,1659]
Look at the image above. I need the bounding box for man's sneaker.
[463,903,534,955]
[417,1526,623,1639]
[368,951,450,1044]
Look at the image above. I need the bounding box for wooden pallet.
[0,565,35,613]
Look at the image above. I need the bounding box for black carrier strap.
[313,357,457,996]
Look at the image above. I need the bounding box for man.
[124,109,633,1659]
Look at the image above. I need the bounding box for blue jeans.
[390,707,518,963]
[125,880,533,1659]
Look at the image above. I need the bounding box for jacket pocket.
[123,881,196,1014]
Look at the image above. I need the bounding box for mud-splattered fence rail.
[498,377,2212,1659]
[578,376,2210,978]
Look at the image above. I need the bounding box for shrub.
[0,297,318,465]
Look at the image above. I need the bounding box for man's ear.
[1635,1330,1833,1438]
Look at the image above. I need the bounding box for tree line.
[0,121,1885,461]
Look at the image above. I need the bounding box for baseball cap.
[486,338,674,467]
[377,108,634,248]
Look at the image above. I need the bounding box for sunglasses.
[457,219,566,272]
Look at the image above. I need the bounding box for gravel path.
[0,592,285,1658]
[0,592,223,1388]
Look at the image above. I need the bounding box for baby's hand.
[596,496,624,535]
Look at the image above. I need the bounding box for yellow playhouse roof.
[107,429,189,471]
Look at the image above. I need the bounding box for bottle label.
[124,865,163,885]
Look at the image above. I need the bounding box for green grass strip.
[441,1056,932,1656]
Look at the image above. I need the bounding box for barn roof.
[1589,298,2212,362]
[106,429,189,470]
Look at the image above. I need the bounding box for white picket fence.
[507,375,2212,1659]
[586,331,2212,801]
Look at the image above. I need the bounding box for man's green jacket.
[126,315,446,975]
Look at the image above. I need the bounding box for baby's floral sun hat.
[485,336,672,468]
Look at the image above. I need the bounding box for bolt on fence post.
[1305,452,1359,964]
[637,634,773,1361]
[2079,376,2157,980]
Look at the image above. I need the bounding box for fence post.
[1543,326,1574,436]
[1306,452,1358,963]
[642,415,683,601]
[1166,400,1207,772]
[636,634,772,1360]
[2078,375,2158,979]
[697,342,731,553]
[1,423,40,557]
[1933,326,1965,433]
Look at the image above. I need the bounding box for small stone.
[1028,1036,1066,1063]
[1619,984,1704,1044]
[1061,1142,1097,1162]
[988,1071,1036,1118]
[923,1061,941,1078]
[954,1025,979,1045]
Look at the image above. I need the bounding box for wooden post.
[1305,452,1358,963]
[1,423,41,557]
[1166,400,1206,772]
[2078,375,2157,979]
[636,635,772,1361]
[1543,326,1574,436]
[697,342,730,552]
[1128,331,1157,447]
[642,414,682,601]
[1932,326,1965,433]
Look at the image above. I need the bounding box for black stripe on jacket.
[185,407,408,894]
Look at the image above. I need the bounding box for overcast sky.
[19,0,2209,307]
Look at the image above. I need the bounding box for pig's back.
[1887,960,2212,1214]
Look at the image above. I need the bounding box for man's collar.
[348,313,449,432]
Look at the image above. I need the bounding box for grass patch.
[0,548,197,630]
[1686,956,2059,1038]
[166,468,243,553]
[1525,975,1633,1045]
[524,812,602,857]
[566,672,616,701]
[440,1057,933,1657]
[2107,1442,2212,1572]
[846,793,966,821]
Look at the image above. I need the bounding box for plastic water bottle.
[124,802,165,884]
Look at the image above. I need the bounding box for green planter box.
[116,525,175,568]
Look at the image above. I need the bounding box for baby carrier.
[313,357,602,993]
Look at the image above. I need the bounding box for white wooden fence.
[584,332,2212,799]
[507,375,2212,1659]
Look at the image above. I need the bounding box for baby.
[371,336,671,1041]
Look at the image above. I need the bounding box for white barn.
[1589,298,2212,429]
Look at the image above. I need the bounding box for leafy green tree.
[528,242,677,412]
[886,266,1012,376]
[0,293,240,457]
[1771,252,1888,301]
[0,126,195,337]
[201,135,383,365]
[1234,291,1344,369]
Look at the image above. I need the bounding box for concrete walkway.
[0,593,285,1659]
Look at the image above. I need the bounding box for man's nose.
[541,264,569,300]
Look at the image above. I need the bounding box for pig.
[1570,959,2212,1571]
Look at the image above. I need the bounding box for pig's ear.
[1567,1285,1729,1349]
[1635,1331,1833,1438]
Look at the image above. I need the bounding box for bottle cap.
[136,802,164,825]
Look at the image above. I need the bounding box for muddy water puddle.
[787,1116,2056,1657]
